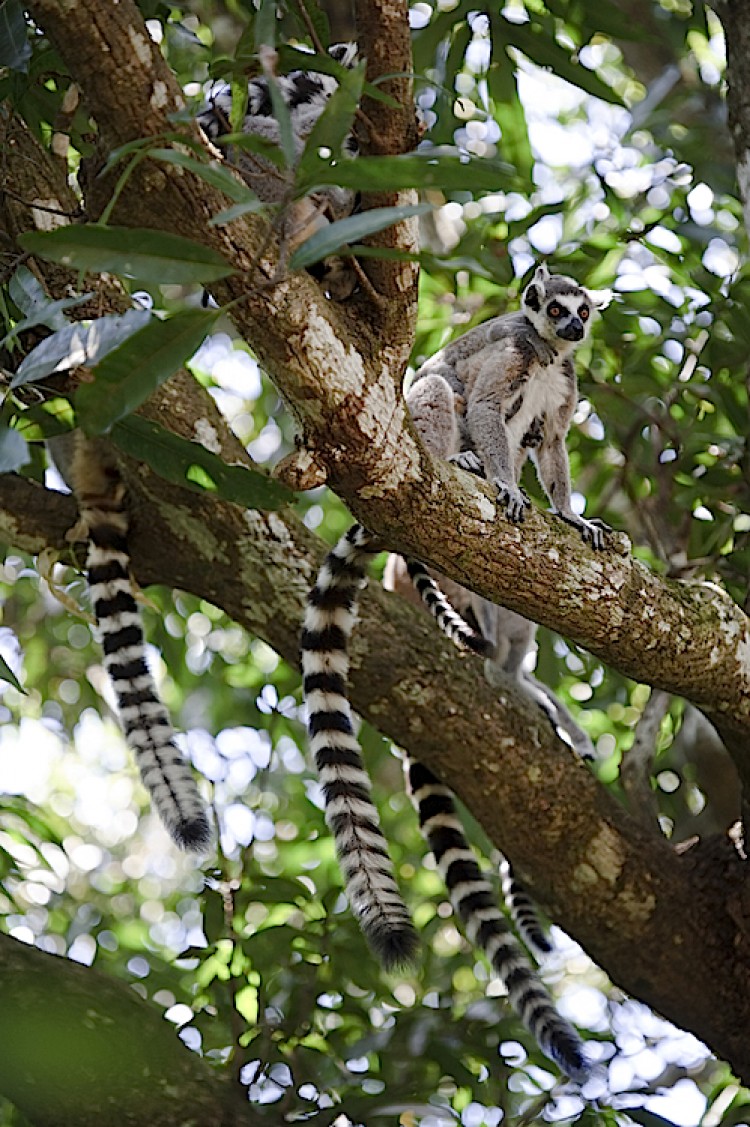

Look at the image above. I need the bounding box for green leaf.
[228,73,249,136]
[209,199,268,227]
[296,61,365,182]
[11,309,151,387]
[148,148,257,204]
[8,265,47,315]
[75,310,219,435]
[2,267,93,349]
[0,0,31,72]
[297,151,516,194]
[211,129,287,167]
[254,0,277,54]
[266,73,296,168]
[627,1110,680,1127]
[110,414,295,510]
[20,225,234,285]
[289,203,431,270]
[0,652,25,694]
[0,425,30,473]
[486,15,534,180]
[99,136,163,177]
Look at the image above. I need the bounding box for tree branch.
[24,0,750,761]
[0,932,250,1127]
[716,2,750,240]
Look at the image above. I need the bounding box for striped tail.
[404,560,494,657]
[74,443,211,851]
[405,756,588,1082]
[301,525,418,969]
[500,857,553,957]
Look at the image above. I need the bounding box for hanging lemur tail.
[500,857,553,957]
[74,443,211,852]
[405,756,588,1082]
[301,525,419,969]
[404,560,494,658]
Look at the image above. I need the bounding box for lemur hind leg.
[473,597,594,760]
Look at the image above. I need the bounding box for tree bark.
[716,3,750,241]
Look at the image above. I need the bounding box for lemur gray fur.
[48,433,211,851]
[197,42,359,297]
[302,265,608,1081]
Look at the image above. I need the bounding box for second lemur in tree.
[301,264,608,1081]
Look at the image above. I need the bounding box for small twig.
[295,0,326,54]
[621,689,671,832]
[0,250,32,287]
[0,189,81,220]
[513,1091,553,1126]
[347,250,385,303]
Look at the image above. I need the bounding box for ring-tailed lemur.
[197,43,360,297]
[49,434,211,850]
[500,855,552,956]
[411,261,610,548]
[302,264,608,1079]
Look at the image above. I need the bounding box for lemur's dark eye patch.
[579,304,590,321]
[547,303,563,319]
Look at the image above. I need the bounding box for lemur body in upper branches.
[197,43,359,296]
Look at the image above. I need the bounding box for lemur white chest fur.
[455,340,574,449]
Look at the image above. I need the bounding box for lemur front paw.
[557,513,610,550]
[449,451,485,477]
[494,481,530,524]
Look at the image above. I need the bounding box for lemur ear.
[523,263,549,312]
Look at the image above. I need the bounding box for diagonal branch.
[1,460,750,1082]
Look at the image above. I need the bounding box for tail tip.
[365,922,420,971]
[170,812,213,852]
[554,1040,590,1085]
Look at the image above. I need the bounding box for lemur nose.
[559,319,583,341]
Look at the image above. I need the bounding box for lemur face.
[522,265,596,349]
